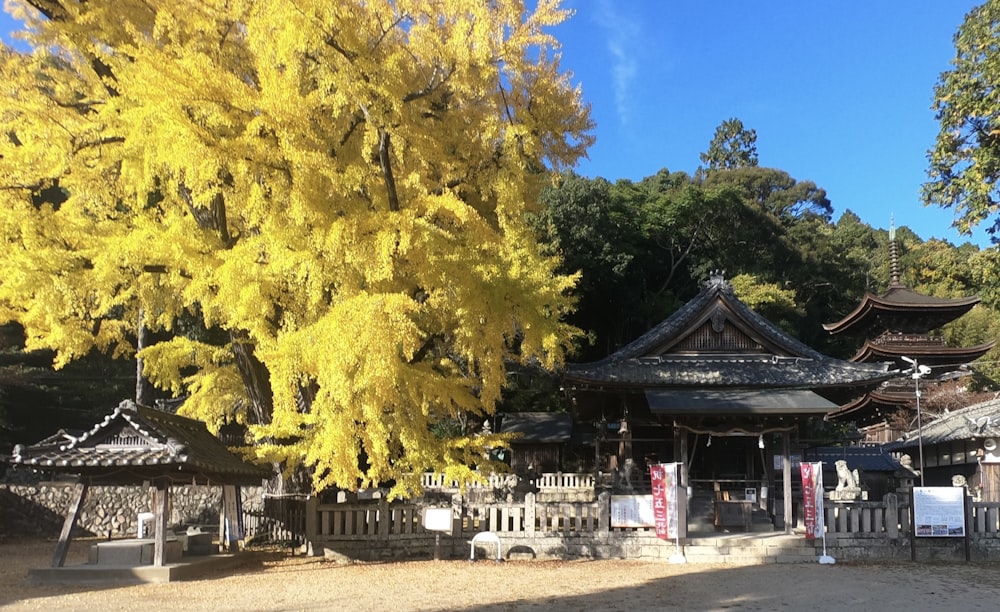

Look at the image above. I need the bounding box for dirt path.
[2,539,999,611]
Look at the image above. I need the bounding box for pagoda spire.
[888,216,902,287]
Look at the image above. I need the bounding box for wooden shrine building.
[822,225,994,441]
[886,398,1000,500]
[10,399,271,572]
[562,273,895,534]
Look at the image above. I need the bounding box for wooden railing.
[822,496,1000,537]
[969,501,1000,534]
[419,471,597,491]
[301,482,1000,550]
[823,494,909,537]
[242,494,308,545]
[306,492,610,544]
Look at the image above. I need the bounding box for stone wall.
[0,482,263,540]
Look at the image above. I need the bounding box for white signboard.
[611,495,655,528]
[913,486,966,537]
[422,508,453,533]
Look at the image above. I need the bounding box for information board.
[610,495,655,528]
[913,486,966,537]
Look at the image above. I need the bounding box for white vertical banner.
[800,461,834,564]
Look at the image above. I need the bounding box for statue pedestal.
[829,487,861,502]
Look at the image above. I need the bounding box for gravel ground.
[3,539,1000,611]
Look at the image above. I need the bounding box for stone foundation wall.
[0,482,263,540]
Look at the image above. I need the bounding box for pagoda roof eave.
[824,286,980,335]
[824,389,912,425]
[849,340,996,364]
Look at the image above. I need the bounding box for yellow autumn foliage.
[0,0,593,496]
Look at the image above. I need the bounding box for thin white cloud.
[595,0,641,126]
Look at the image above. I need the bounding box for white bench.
[469,531,503,562]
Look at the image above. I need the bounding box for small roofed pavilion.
[563,273,895,534]
[823,225,994,433]
[10,399,271,570]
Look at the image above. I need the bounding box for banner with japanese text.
[799,462,825,540]
[649,462,679,540]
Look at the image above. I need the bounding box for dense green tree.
[703,167,833,223]
[1,323,134,454]
[907,239,978,298]
[535,172,644,358]
[924,0,1000,237]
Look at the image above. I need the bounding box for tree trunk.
[228,330,313,495]
[135,309,152,405]
[229,330,274,426]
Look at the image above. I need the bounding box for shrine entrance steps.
[683,532,822,564]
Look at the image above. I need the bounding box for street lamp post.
[902,356,931,487]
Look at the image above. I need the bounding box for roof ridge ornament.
[705,269,733,293]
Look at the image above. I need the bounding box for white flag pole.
[814,462,835,564]
[667,463,686,564]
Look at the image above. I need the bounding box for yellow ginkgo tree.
[0,0,593,496]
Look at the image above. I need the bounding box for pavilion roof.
[9,399,272,486]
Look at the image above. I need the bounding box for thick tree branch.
[378,129,400,212]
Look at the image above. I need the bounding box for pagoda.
[823,223,994,441]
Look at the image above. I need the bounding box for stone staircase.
[677,491,821,563]
[682,532,822,564]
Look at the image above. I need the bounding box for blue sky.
[0,2,990,246]
[554,0,989,246]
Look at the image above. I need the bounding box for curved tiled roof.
[10,399,271,485]
[564,276,895,390]
[824,283,980,336]
[887,398,1000,451]
[849,338,994,365]
[565,354,893,388]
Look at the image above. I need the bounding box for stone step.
[682,539,821,564]
[680,533,822,564]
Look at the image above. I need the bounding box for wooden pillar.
[594,435,601,483]
[153,481,170,566]
[52,482,89,568]
[782,431,792,535]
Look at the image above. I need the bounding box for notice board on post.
[610,495,655,528]
[913,486,966,537]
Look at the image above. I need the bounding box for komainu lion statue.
[835,459,859,490]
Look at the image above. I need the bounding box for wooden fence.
[242,494,308,545]
[250,473,1000,561]
[305,493,611,543]
[822,495,1000,538]
[419,471,597,492]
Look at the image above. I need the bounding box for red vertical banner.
[649,463,678,540]
[799,462,825,540]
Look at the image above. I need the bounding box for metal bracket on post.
[469,531,502,562]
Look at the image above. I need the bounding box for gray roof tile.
[10,400,271,485]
